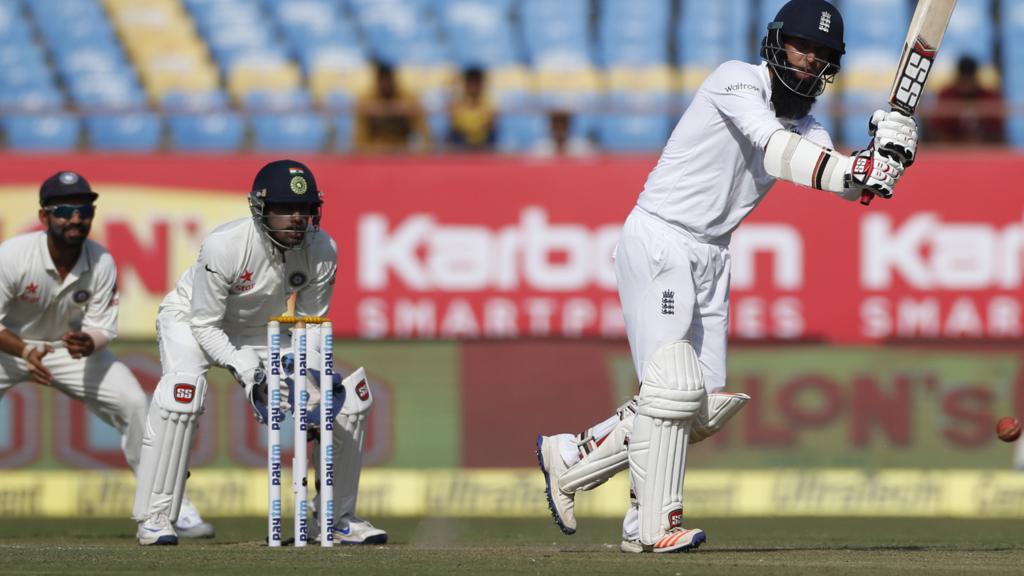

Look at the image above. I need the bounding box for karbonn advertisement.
[1,153,1021,342]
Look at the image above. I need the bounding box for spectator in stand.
[447,68,496,151]
[532,109,595,158]
[927,55,1004,144]
[354,62,430,153]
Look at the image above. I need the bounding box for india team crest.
[73,289,91,303]
[290,176,307,195]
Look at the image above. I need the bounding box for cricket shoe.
[174,497,215,539]
[137,513,178,546]
[620,528,706,554]
[332,517,388,545]
[535,434,576,535]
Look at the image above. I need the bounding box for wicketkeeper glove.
[228,348,290,423]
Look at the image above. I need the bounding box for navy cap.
[250,159,322,206]
[39,171,98,206]
[771,0,845,56]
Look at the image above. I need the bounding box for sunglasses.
[43,204,95,219]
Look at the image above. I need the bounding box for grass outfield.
[1,517,1022,575]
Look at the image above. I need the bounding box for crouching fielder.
[133,159,386,546]
[537,0,918,553]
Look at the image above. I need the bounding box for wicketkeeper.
[537,0,919,553]
[132,159,386,546]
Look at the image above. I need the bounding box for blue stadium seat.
[1001,0,1024,146]
[333,113,354,152]
[678,0,753,68]
[86,114,163,152]
[241,90,313,112]
[250,113,328,152]
[161,90,231,112]
[520,0,592,69]
[496,113,547,153]
[598,91,672,153]
[67,74,148,111]
[598,0,671,67]
[2,114,80,151]
[168,112,245,151]
[936,0,994,69]
[0,86,65,112]
[349,0,446,66]
[0,2,33,44]
[0,66,53,92]
[441,0,519,67]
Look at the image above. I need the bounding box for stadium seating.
[3,115,80,151]
[86,113,163,151]
[168,112,245,152]
[0,0,1019,153]
[1002,0,1024,146]
[838,0,909,146]
[679,0,753,100]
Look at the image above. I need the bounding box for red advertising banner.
[0,152,1021,343]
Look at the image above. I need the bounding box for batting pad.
[560,400,635,494]
[628,341,706,546]
[690,392,751,444]
[133,372,207,522]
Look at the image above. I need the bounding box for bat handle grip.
[859,190,874,206]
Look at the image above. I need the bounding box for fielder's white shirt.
[0,231,119,343]
[160,217,338,369]
[637,61,834,246]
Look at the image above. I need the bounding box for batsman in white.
[537,0,919,553]
[133,159,386,546]
[0,171,212,539]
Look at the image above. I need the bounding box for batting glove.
[868,109,919,167]
[846,143,905,199]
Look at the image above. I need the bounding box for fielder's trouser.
[0,346,148,470]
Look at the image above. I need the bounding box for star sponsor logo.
[19,282,40,303]
[231,269,255,293]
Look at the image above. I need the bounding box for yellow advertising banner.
[0,185,246,339]
[2,469,1024,518]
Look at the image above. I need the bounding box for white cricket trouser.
[0,345,148,470]
[615,207,730,392]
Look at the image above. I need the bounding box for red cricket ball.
[996,417,1022,442]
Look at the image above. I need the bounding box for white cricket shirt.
[0,231,119,343]
[160,217,338,368]
[636,61,834,246]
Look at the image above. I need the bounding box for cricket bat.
[860,0,957,205]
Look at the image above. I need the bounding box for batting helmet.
[761,0,845,98]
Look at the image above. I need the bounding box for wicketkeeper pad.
[133,372,207,523]
[628,341,706,547]
[312,367,372,525]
